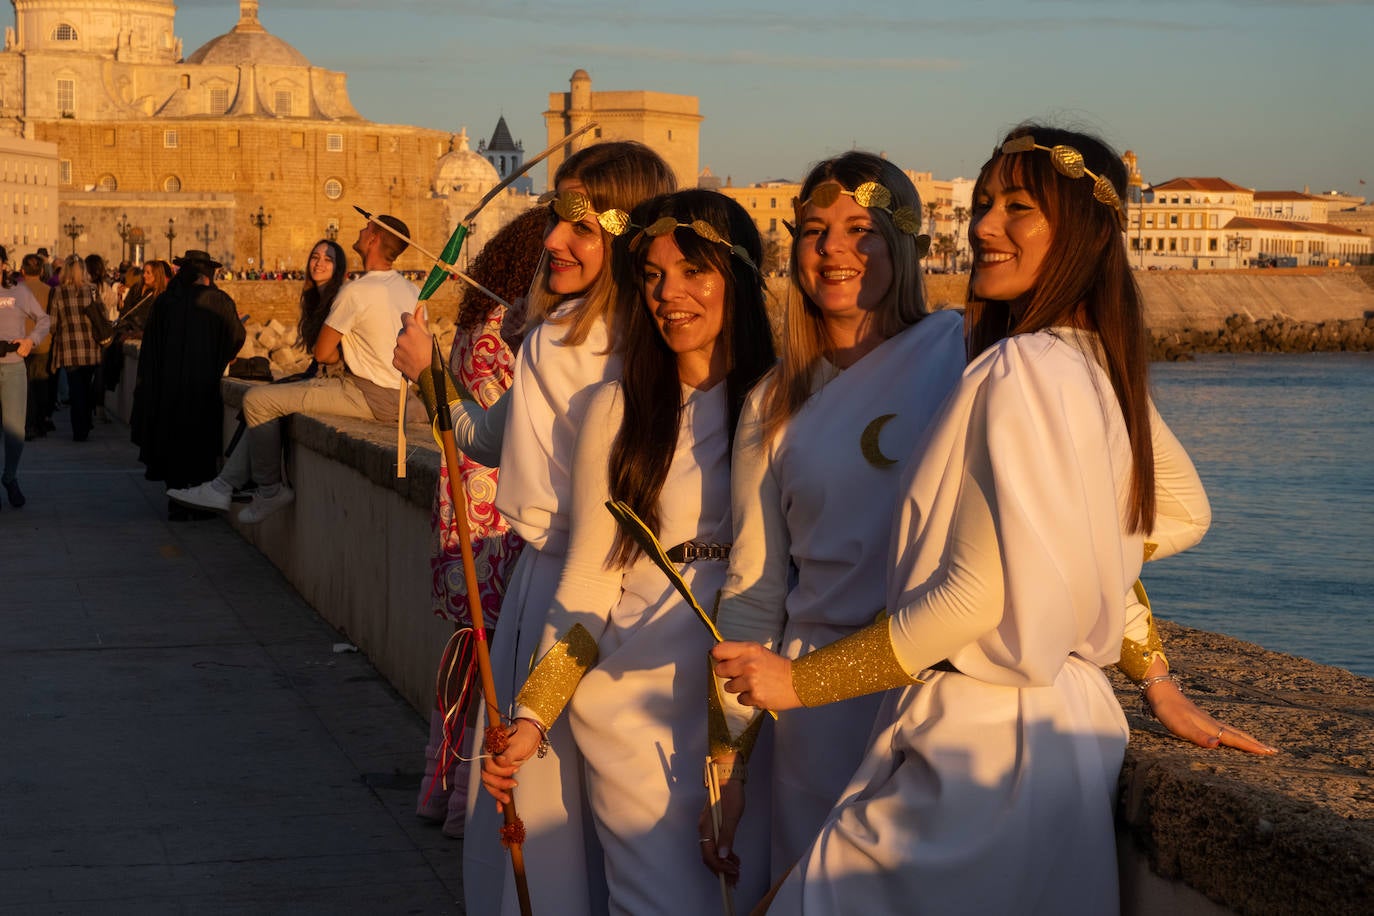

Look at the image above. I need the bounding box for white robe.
[463,301,618,916]
[772,329,1203,915]
[517,381,772,914]
[715,310,967,876]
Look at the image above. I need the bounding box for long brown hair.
[606,190,776,567]
[760,151,931,444]
[523,141,676,348]
[298,239,347,351]
[965,123,1154,532]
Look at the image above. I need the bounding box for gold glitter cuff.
[1143,541,1159,561]
[707,660,764,765]
[514,624,599,729]
[791,615,919,708]
[1117,580,1168,682]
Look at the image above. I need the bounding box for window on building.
[227,130,240,147]
[98,174,118,192]
[53,24,78,41]
[668,130,673,141]
[1145,214,1154,228]
[164,130,178,149]
[60,160,71,185]
[210,87,229,115]
[180,74,190,90]
[276,90,293,116]
[103,128,116,146]
[1209,238,1218,251]
[324,178,343,200]
[769,218,777,232]
[290,132,305,149]
[327,133,343,152]
[57,79,75,116]
[770,198,777,209]
[1169,238,1177,251]
[1130,237,1139,250]
[164,175,181,192]
[1169,214,1178,227]
[364,135,379,152]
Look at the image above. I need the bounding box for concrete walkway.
[0,417,463,914]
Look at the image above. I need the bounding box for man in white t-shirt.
[169,214,421,523]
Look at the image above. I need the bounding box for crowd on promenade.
[4,124,1284,915]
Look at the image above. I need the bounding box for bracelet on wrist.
[1138,672,1182,719]
[520,717,551,759]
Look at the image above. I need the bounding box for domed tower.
[7,0,180,65]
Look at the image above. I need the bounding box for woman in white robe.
[708,152,967,882]
[714,125,1274,914]
[395,141,676,916]
[481,191,777,913]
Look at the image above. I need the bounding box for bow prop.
[605,499,777,721]
[357,119,601,478]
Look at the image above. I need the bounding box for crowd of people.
[3,125,1281,913]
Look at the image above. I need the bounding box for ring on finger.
[1215,726,1225,740]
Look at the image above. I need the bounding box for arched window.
[98,174,118,192]
[323,178,343,200]
[163,175,182,192]
[53,24,78,42]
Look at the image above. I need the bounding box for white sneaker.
[167,481,232,512]
[238,486,295,523]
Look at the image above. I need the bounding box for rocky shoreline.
[1151,314,1374,361]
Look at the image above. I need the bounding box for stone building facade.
[544,69,701,189]
[0,0,533,273]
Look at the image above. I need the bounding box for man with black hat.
[130,249,245,519]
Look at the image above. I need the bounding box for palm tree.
[951,206,969,271]
[924,200,941,235]
[933,234,958,272]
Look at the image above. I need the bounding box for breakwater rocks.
[236,317,462,378]
[1151,314,1374,361]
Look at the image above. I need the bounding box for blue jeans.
[0,360,26,484]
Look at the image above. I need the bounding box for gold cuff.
[1143,541,1159,561]
[514,624,599,729]
[1117,580,1168,682]
[707,659,764,765]
[416,361,474,424]
[791,614,920,708]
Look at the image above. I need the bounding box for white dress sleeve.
[1145,400,1211,561]
[449,387,511,468]
[714,388,791,739]
[513,382,625,726]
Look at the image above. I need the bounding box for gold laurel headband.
[998,135,1129,230]
[792,180,931,258]
[537,189,631,237]
[629,215,761,275]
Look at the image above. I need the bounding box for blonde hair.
[760,151,930,443]
[59,254,88,288]
[523,141,676,348]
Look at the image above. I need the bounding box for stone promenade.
[0,419,463,914]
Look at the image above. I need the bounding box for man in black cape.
[130,249,245,519]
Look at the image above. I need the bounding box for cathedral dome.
[434,128,501,196]
[185,0,311,67]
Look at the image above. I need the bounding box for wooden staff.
[428,338,533,916]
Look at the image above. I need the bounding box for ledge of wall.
[195,375,1371,916]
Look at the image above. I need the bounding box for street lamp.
[325,221,338,242]
[250,205,272,272]
[62,218,84,254]
[1226,233,1251,269]
[165,218,177,259]
[115,212,131,264]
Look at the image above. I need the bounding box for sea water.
[1148,352,1373,677]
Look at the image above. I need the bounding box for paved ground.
[0,415,464,914]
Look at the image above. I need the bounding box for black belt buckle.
[666,541,732,563]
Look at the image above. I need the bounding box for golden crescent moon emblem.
[860,414,898,468]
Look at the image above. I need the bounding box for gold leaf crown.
[538,189,631,236]
[998,135,1128,230]
[628,215,761,275]
[792,180,931,257]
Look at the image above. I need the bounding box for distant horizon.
[162,0,1370,198]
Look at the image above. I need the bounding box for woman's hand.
[698,775,745,885]
[479,718,545,809]
[1145,677,1277,755]
[393,305,435,383]
[711,641,802,712]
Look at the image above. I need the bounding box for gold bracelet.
[790,614,920,708]
[514,624,599,730]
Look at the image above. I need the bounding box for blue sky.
[176,0,1372,196]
